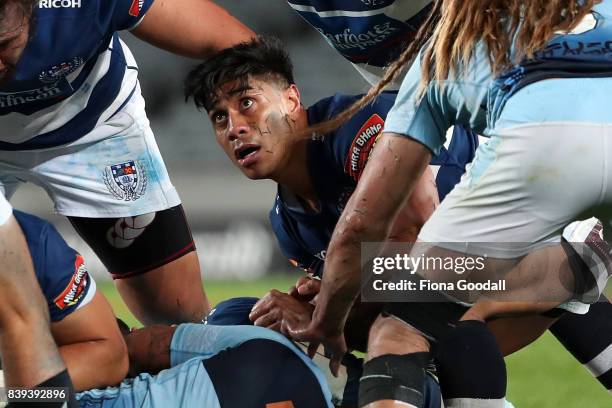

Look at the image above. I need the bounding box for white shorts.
[0,86,181,218]
[419,122,612,311]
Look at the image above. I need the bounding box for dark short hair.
[185,35,295,111]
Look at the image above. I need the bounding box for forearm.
[314,134,432,330]
[60,339,128,391]
[132,0,255,59]
[0,217,66,387]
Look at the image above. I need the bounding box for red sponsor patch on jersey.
[54,254,89,310]
[128,0,144,17]
[266,402,295,408]
[344,114,385,181]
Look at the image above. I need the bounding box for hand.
[288,275,321,302]
[284,315,347,377]
[249,289,314,332]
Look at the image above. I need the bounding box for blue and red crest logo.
[103,160,147,201]
[39,57,83,84]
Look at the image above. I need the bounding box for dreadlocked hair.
[422,0,600,87]
[304,0,600,138]
[300,0,443,139]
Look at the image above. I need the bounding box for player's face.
[209,77,301,180]
[0,1,31,85]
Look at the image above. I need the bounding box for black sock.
[435,320,507,407]
[550,297,612,392]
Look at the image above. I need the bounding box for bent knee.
[368,315,430,360]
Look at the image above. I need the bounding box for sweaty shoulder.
[308,92,396,182]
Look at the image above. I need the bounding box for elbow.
[85,337,129,390]
[334,209,388,248]
[106,336,129,386]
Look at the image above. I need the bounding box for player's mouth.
[235,144,261,167]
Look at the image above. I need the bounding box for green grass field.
[101,278,611,408]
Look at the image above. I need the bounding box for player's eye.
[212,112,227,125]
[240,98,253,110]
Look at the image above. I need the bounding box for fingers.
[328,335,347,377]
[297,278,321,297]
[249,289,282,322]
[330,355,341,377]
[307,341,320,359]
[288,285,299,298]
[253,310,281,328]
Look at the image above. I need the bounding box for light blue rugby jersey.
[0,0,154,150]
[286,0,432,87]
[385,0,612,155]
[77,324,334,408]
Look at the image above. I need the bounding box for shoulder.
[309,92,396,182]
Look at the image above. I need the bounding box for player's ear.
[285,84,301,114]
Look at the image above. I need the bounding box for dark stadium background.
[6,2,611,406]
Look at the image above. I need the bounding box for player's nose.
[226,111,250,142]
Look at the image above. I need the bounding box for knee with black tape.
[358,352,429,407]
[435,320,506,404]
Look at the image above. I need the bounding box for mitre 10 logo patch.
[54,254,89,310]
[129,0,145,16]
[345,114,384,181]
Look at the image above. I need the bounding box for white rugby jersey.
[0,0,154,150]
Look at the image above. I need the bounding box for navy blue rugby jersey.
[0,0,154,150]
[14,210,96,322]
[287,0,433,86]
[269,92,478,275]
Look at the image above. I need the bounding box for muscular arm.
[51,292,128,391]
[0,216,67,387]
[387,166,438,243]
[312,134,432,337]
[131,0,254,59]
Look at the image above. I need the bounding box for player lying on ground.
[279,1,612,407]
[276,0,612,396]
[4,210,371,407]
[78,322,339,408]
[200,296,443,408]
[0,0,253,325]
[185,36,612,406]
[0,203,80,407]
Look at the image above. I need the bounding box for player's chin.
[242,167,269,180]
